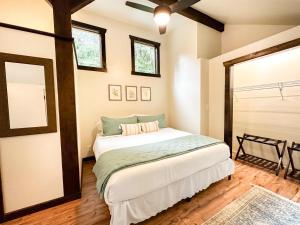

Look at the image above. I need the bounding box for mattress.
[93,128,231,204]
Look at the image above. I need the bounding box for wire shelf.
[233,80,300,101]
[234,80,300,92]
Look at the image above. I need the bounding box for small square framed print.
[141,87,151,101]
[126,86,138,101]
[108,84,122,101]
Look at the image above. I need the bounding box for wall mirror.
[0,53,57,137]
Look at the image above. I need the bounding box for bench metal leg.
[285,147,296,179]
[186,197,192,202]
[236,135,246,160]
[275,145,285,169]
[284,160,291,179]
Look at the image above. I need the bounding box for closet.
[232,46,300,171]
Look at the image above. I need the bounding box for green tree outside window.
[134,42,156,74]
[72,27,102,68]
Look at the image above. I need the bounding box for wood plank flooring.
[4,160,300,225]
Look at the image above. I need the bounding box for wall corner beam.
[47,0,95,198]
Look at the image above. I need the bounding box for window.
[72,21,107,72]
[129,35,161,77]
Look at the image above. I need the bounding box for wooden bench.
[236,133,287,176]
[284,142,300,180]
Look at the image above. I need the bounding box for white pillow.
[120,123,142,136]
[96,119,104,135]
[96,114,149,135]
[140,121,159,133]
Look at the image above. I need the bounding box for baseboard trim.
[82,156,95,162]
[1,192,81,223]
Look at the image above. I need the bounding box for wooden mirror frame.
[223,38,300,158]
[0,52,57,137]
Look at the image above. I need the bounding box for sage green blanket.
[93,135,222,197]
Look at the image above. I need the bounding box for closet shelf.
[233,80,300,101]
[234,80,300,92]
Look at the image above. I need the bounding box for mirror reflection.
[5,62,48,129]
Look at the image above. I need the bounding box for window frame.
[72,20,107,72]
[129,35,161,78]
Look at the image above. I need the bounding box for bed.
[93,128,234,225]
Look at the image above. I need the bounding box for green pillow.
[101,116,138,136]
[137,114,166,128]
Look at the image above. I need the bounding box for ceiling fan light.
[154,6,171,26]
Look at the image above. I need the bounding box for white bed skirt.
[108,159,234,225]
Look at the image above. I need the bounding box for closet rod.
[234,80,300,92]
[235,94,300,100]
[0,22,73,42]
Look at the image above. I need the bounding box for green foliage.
[134,42,156,74]
[72,28,102,68]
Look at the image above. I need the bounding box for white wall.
[166,17,221,135]
[167,18,201,134]
[232,47,300,166]
[222,25,294,53]
[199,58,209,135]
[197,24,221,135]
[209,26,300,142]
[0,0,64,213]
[197,24,221,59]
[72,11,170,157]
[0,0,54,32]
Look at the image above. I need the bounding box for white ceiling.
[82,0,300,31]
[193,0,300,25]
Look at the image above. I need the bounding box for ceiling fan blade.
[169,0,201,13]
[159,25,167,34]
[125,1,154,13]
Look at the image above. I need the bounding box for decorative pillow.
[137,114,166,128]
[101,116,138,136]
[96,114,143,135]
[120,123,142,136]
[140,121,159,133]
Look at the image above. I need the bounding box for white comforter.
[93,128,231,204]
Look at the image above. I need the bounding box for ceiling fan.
[125,0,201,34]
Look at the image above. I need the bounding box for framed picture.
[108,84,122,101]
[141,87,151,101]
[126,86,138,101]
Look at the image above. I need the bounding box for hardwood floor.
[4,160,300,225]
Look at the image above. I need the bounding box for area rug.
[202,186,300,225]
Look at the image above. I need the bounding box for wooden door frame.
[223,38,300,158]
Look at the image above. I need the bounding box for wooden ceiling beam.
[70,0,95,14]
[47,0,95,14]
[148,0,224,32]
